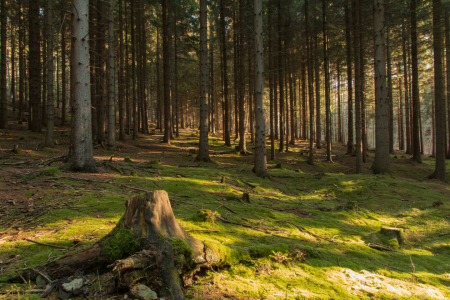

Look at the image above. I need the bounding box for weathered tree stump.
[21,191,214,300]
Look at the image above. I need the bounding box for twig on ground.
[16,270,27,284]
[368,243,402,253]
[105,163,123,175]
[36,156,66,166]
[24,238,69,250]
[185,229,234,233]
[337,256,342,267]
[23,267,52,283]
[282,221,339,244]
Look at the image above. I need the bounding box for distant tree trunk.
[18,0,25,123]
[301,55,306,140]
[323,0,331,161]
[337,63,342,143]
[196,0,210,162]
[353,0,362,173]
[61,13,67,127]
[65,0,96,173]
[238,0,247,153]
[90,2,97,138]
[397,63,404,150]
[163,0,171,144]
[289,49,295,145]
[42,23,47,128]
[233,8,239,141]
[314,27,321,150]
[402,18,411,154]
[372,0,390,174]
[156,26,162,131]
[410,0,421,162]
[29,0,42,132]
[118,0,125,141]
[446,5,450,158]
[248,20,255,146]
[430,0,447,181]
[10,27,15,114]
[306,0,315,165]
[387,25,394,154]
[209,16,215,135]
[220,0,231,146]
[254,0,267,176]
[278,0,284,153]
[360,26,368,163]
[97,1,106,143]
[107,0,116,150]
[45,0,55,147]
[345,1,353,154]
[268,0,275,160]
[131,0,138,140]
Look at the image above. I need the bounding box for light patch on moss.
[103,228,141,260]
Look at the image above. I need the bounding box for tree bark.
[118,0,125,141]
[402,18,411,154]
[238,0,247,153]
[353,0,362,173]
[430,0,447,181]
[107,0,116,150]
[345,1,353,154]
[18,0,25,123]
[268,0,275,160]
[278,0,284,153]
[372,0,390,174]
[446,5,450,158]
[0,0,7,129]
[29,0,42,132]
[220,0,231,146]
[410,0,421,162]
[163,0,171,144]
[254,0,267,177]
[197,0,211,162]
[45,0,55,147]
[61,12,67,127]
[65,0,96,173]
[387,25,394,154]
[306,0,315,165]
[323,0,331,161]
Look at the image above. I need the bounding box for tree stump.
[380,227,404,245]
[21,191,211,300]
[243,192,250,203]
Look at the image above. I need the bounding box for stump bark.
[21,191,212,300]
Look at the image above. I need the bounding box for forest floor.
[0,121,450,299]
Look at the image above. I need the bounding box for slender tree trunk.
[45,0,55,147]
[90,2,97,138]
[238,0,247,153]
[314,27,321,150]
[361,29,368,163]
[387,25,394,154]
[156,26,162,131]
[29,0,42,132]
[18,0,24,123]
[301,55,306,140]
[220,0,231,146]
[254,0,267,176]
[196,0,210,162]
[430,0,447,181]
[306,0,315,165]
[278,0,284,153]
[446,6,450,158]
[353,0,362,173]
[402,19,411,154]
[345,1,353,154]
[10,27,15,114]
[61,14,67,127]
[397,63,404,150]
[289,49,295,145]
[163,0,171,144]
[410,0,421,162]
[131,1,138,140]
[323,0,331,161]
[107,0,116,150]
[268,0,275,160]
[372,0,390,174]
[210,17,215,135]
[65,0,96,173]
[118,0,125,141]
[337,63,342,143]
[97,1,106,143]
[233,8,239,141]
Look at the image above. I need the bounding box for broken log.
[17,191,220,300]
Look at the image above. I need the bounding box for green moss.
[249,243,289,258]
[170,238,194,265]
[204,241,251,265]
[103,228,141,260]
[124,156,134,163]
[39,167,61,177]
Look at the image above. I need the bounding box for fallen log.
[16,191,219,300]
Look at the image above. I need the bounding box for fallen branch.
[185,229,234,233]
[368,243,402,253]
[105,163,124,175]
[1,161,31,166]
[0,289,44,295]
[24,238,69,250]
[36,156,66,167]
[219,204,238,215]
[282,221,339,244]
[23,267,52,283]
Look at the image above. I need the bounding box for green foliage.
[123,156,133,163]
[103,228,141,260]
[170,238,193,262]
[196,209,220,223]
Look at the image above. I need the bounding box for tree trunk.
[337,63,342,143]
[220,0,231,146]
[233,8,239,141]
[18,0,24,124]
[372,0,390,174]
[29,0,42,132]
[45,0,55,147]
[253,0,267,177]
[107,0,116,150]
[238,0,247,153]
[446,5,450,158]
[430,0,447,181]
[402,18,411,154]
[1,0,8,129]
[410,0,421,162]
[353,0,362,173]
[65,0,96,173]
[301,56,306,140]
[163,0,171,144]
[387,25,394,154]
[197,0,210,162]
[323,0,331,161]
[314,26,321,150]
[345,1,353,154]
[306,0,315,165]
[119,0,125,141]
[210,17,215,135]
[90,2,97,139]
[268,0,275,160]
[278,0,284,153]
[97,1,106,143]
[61,13,67,127]
[10,26,15,114]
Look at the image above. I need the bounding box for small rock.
[130,284,158,300]
[57,288,72,300]
[36,275,47,287]
[62,278,84,292]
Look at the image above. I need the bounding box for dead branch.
[24,238,69,250]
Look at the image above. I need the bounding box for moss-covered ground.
[0,124,449,299]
